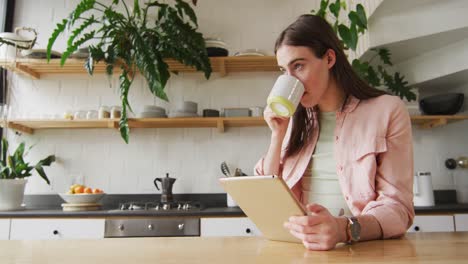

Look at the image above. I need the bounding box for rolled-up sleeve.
[362,99,415,238]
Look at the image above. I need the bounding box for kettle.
[413,172,435,206]
[0,27,37,60]
[154,173,176,203]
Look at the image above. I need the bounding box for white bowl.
[59,193,105,204]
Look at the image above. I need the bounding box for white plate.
[59,193,105,204]
[168,112,199,118]
[21,49,62,59]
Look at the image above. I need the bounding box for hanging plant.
[312,0,416,101]
[47,0,212,143]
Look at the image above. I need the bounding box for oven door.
[105,217,200,237]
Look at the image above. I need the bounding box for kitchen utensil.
[154,173,176,203]
[20,49,61,59]
[220,162,231,177]
[419,93,464,115]
[59,193,105,204]
[458,156,468,169]
[413,172,435,206]
[0,27,37,60]
[234,168,247,176]
[61,203,101,211]
[223,108,251,117]
[202,109,220,117]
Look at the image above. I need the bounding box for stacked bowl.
[137,105,167,118]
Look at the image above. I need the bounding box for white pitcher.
[413,172,435,206]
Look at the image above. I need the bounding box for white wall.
[6,0,467,195]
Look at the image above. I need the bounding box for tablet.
[219,175,306,243]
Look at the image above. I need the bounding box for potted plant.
[0,138,55,210]
[312,0,416,101]
[47,0,212,143]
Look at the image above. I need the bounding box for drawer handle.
[414,226,420,232]
[245,228,251,234]
[178,224,185,230]
[53,230,59,235]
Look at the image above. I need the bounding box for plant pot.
[0,179,27,211]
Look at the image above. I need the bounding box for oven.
[104,218,200,237]
[104,200,202,238]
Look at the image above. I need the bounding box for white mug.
[267,75,305,117]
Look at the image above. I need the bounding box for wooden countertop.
[1,232,467,263]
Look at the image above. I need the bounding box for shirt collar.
[339,94,360,114]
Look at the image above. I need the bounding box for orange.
[84,187,93,194]
[92,188,103,194]
[74,186,85,194]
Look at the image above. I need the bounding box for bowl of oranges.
[59,184,105,204]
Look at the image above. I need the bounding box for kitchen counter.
[0,193,467,218]
[1,232,467,263]
[0,206,245,218]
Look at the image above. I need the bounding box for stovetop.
[114,201,204,212]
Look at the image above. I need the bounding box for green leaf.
[85,54,94,75]
[68,0,96,27]
[67,16,97,47]
[47,19,68,62]
[60,31,96,66]
[313,0,329,18]
[1,138,8,166]
[338,24,351,49]
[34,155,56,185]
[366,66,380,87]
[34,166,50,185]
[13,142,25,162]
[329,0,341,18]
[175,0,198,27]
[351,59,368,78]
[356,4,367,30]
[36,155,56,167]
[375,48,392,66]
[133,0,141,19]
[119,70,131,144]
[349,23,358,51]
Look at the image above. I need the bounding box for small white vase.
[0,179,27,211]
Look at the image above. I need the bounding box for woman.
[255,14,414,250]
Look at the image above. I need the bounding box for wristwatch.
[345,216,361,244]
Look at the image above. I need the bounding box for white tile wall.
[7,0,467,195]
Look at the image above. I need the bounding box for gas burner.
[117,201,202,211]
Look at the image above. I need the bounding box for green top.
[301,111,351,216]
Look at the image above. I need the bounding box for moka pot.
[154,173,176,203]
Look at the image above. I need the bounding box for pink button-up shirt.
[255,95,414,238]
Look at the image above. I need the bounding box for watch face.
[350,217,361,241]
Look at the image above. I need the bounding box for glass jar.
[98,106,110,119]
[110,106,122,119]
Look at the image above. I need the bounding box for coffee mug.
[267,75,304,117]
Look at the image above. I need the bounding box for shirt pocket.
[353,136,387,161]
[351,137,387,198]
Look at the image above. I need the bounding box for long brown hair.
[275,14,386,158]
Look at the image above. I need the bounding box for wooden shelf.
[410,115,468,129]
[0,56,279,79]
[1,117,267,134]
[2,115,467,135]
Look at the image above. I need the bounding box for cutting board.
[61,203,102,212]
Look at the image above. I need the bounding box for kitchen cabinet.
[454,214,468,231]
[0,219,10,240]
[200,217,262,237]
[10,218,105,240]
[408,215,455,233]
